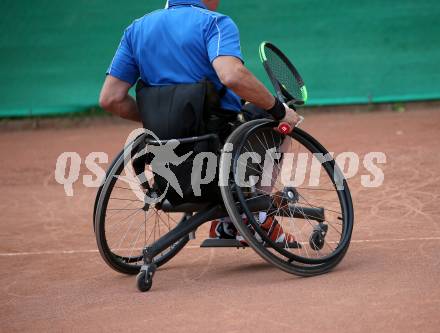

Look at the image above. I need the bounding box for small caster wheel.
[136,270,153,292]
[309,224,328,251]
[136,264,156,292]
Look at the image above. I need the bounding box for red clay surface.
[1,109,439,332]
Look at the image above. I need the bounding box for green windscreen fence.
[1,0,439,117]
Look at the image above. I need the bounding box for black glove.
[266,98,286,121]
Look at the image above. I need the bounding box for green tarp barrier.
[1,0,439,117]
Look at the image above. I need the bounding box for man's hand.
[281,104,303,128]
[213,56,304,130]
[275,104,303,134]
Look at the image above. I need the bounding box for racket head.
[259,41,308,106]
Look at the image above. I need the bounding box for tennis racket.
[259,41,307,133]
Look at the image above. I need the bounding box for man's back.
[100,0,299,128]
[107,1,243,111]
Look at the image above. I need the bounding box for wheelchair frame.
[94,119,353,292]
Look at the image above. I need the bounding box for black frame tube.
[146,196,324,258]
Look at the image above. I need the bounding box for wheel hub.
[283,187,299,203]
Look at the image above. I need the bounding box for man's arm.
[213,56,274,109]
[99,75,141,122]
[212,56,300,126]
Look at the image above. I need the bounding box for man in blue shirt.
[99,0,300,243]
[106,0,242,112]
[100,0,299,124]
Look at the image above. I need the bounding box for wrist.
[266,98,286,121]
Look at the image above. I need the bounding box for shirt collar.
[168,0,207,9]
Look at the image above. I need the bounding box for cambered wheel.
[95,133,190,275]
[220,120,354,276]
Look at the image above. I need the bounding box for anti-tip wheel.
[136,270,153,292]
[309,224,328,251]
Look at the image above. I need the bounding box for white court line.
[350,237,440,243]
[0,237,439,257]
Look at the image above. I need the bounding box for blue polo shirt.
[107,0,243,112]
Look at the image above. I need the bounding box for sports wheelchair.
[94,118,354,292]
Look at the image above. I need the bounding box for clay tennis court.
[1,108,439,332]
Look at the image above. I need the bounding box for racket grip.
[278,122,292,134]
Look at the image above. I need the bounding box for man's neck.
[167,0,207,10]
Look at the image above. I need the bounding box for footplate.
[200,238,302,249]
[200,239,245,248]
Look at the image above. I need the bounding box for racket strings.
[264,46,304,102]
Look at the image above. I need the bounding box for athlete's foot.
[259,215,301,248]
[209,214,301,249]
[237,213,301,249]
[209,219,237,239]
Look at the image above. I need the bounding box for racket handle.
[278,122,292,134]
